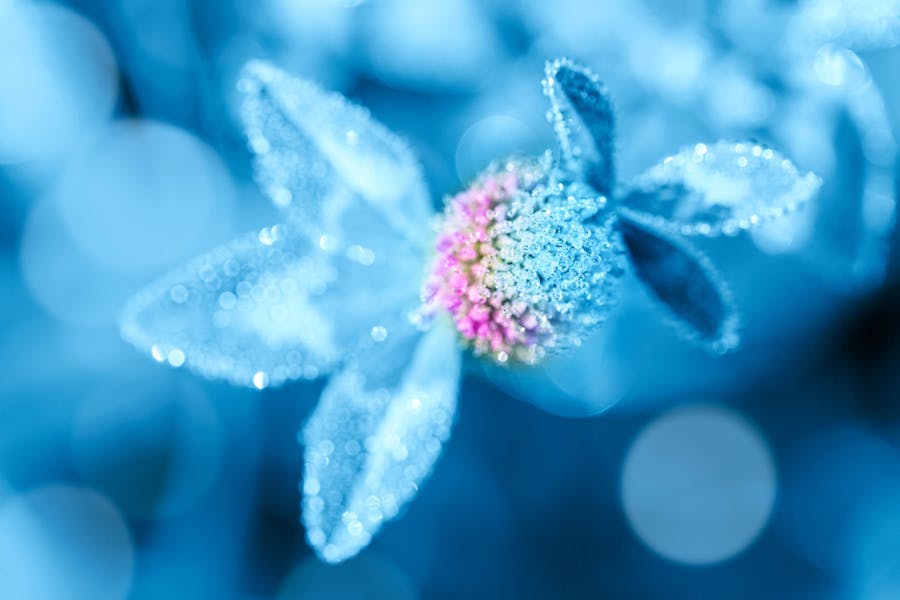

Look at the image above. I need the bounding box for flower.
[421,154,623,365]
[120,58,821,563]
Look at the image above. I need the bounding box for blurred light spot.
[706,65,775,128]
[862,175,897,233]
[751,205,815,255]
[0,485,133,600]
[814,45,869,89]
[628,30,709,104]
[277,553,418,600]
[541,329,631,417]
[455,115,537,184]
[776,101,837,175]
[780,426,900,583]
[19,194,141,326]
[71,379,224,519]
[621,405,776,564]
[151,344,165,362]
[253,371,269,389]
[55,120,236,273]
[359,0,502,91]
[168,348,186,367]
[862,127,898,166]
[268,0,353,54]
[119,0,195,68]
[0,2,117,164]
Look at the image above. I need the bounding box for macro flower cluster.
[121,57,821,562]
[422,154,623,364]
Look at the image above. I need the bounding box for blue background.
[2,0,900,598]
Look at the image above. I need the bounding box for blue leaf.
[543,57,616,195]
[120,224,422,388]
[302,323,461,563]
[618,215,739,352]
[238,60,434,246]
[621,141,821,237]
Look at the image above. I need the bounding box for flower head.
[423,155,623,364]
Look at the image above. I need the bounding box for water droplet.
[253,371,269,389]
[167,348,185,367]
[370,326,388,342]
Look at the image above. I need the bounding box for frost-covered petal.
[618,215,739,353]
[120,224,420,388]
[543,57,616,195]
[621,141,822,237]
[302,323,461,563]
[238,60,433,245]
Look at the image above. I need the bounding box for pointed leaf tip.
[302,324,462,563]
[618,215,740,353]
[237,59,432,245]
[544,57,616,195]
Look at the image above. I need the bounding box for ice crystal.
[302,324,460,563]
[621,141,823,237]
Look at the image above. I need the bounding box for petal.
[120,224,421,388]
[238,60,433,245]
[543,57,616,195]
[302,323,461,563]
[618,215,739,353]
[621,141,822,237]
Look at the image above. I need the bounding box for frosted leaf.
[621,141,822,237]
[543,58,616,195]
[120,223,421,389]
[302,323,461,563]
[238,60,433,245]
[618,215,739,353]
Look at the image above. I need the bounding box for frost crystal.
[239,60,433,246]
[543,57,616,195]
[618,216,739,353]
[621,141,822,237]
[423,155,624,364]
[302,324,460,563]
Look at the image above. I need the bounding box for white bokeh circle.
[0,2,117,164]
[55,120,237,273]
[621,405,776,565]
[0,485,134,600]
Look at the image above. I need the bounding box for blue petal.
[618,215,739,353]
[302,323,461,563]
[621,141,822,237]
[120,224,421,388]
[238,60,434,245]
[543,57,616,195]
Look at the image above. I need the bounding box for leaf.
[621,141,822,237]
[618,215,739,352]
[301,323,461,563]
[120,223,421,389]
[543,57,616,195]
[238,60,433,246]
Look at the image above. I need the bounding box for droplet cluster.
[302,325,460,563]
[423,155,624,364]
[623,141,822,237]
[120,225,343,389]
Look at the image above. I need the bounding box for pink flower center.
[422,172,550,364]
